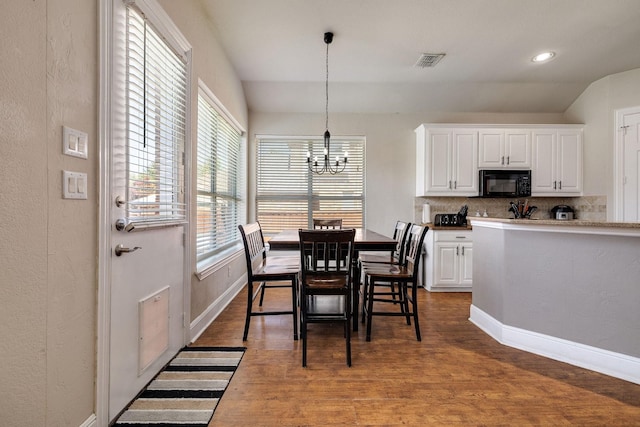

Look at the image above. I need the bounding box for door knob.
[114,244,142,256]
[115,219,135,232]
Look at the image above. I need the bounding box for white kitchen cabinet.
[531,127,583,195]
[478,129,531,169]
[424,230,472,292]
[415,125,478,196]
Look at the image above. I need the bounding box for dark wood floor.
[194,286,640,426]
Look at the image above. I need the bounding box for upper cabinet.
[415,125,478,196]
[478,129,531,169]
[416,124,583,197]
[531,127,583,196]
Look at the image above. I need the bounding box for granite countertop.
[423,222,473,231]
[469,216,640,229]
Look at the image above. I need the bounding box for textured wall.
[0,1,48,425]
[45,0,98,425]
[0,0,97,425]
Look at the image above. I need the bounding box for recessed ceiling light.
[532,51,555,63]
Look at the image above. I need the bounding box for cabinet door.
[459,243,473,286]
[556,130,582,193]
[478,130,504,168]
[434,243,459,285]
[505,130,531,168]
[427,130,454,193]
[452,130,478,194]
[531,131,556,194]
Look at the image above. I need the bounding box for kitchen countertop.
[423,222,473,231]
[469,216,640,229]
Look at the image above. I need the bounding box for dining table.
[267,228,397,331]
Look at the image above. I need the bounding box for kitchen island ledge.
[469,217,640,385]
[471,216,640,230]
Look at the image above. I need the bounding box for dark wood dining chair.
[313,218,343,229]
[361,224,429,342]
[238,222,300,341]
[298,228,355,367]
[357,221,412,308]
[359,220,411,265]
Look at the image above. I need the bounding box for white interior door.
[622,110,640,221]
[108,202,185,421]
[102,0,191,421]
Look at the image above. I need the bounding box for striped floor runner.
[114,346,246,426]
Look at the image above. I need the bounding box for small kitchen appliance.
[434,205,468,227]
[551,205,574,220]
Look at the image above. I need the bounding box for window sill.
[196,244,243,281]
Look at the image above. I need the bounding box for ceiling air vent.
[414,53,445,68]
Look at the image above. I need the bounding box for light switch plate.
[63,126,88,159]
[63,170,88,199]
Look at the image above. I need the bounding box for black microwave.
[479,170,531,198]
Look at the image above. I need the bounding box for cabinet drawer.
[433,230,472,242]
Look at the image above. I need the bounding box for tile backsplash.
[416,195,607,223]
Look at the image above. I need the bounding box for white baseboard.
[189,274,246,343]
[79,414,96,427]
[469,304,640,385]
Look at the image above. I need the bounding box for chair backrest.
[391,220,412,264]
[404,224,430,279]
[313,218,343,229]
[298,229,355,281]
[238,222,267,276]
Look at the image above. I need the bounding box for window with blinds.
[196,89,244,262]
[124,6,187,226]
[256,137,365,236]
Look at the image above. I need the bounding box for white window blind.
[256,137,365,236]
[196,91,244,261]
[124,6,186,226]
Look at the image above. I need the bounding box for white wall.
[249,112,566,233]
[564,68,640,219]
[155,1,249,327]
[0,0,97,425]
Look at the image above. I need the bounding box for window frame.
[122,2,191,229]
[256,135,366,237]
[195,80,246,274]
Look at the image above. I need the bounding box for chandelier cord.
[307,31,346,175]
[325,39,329,132]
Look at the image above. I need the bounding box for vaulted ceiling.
[200,0,640,114]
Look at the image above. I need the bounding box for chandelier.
[307,31,348,175]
